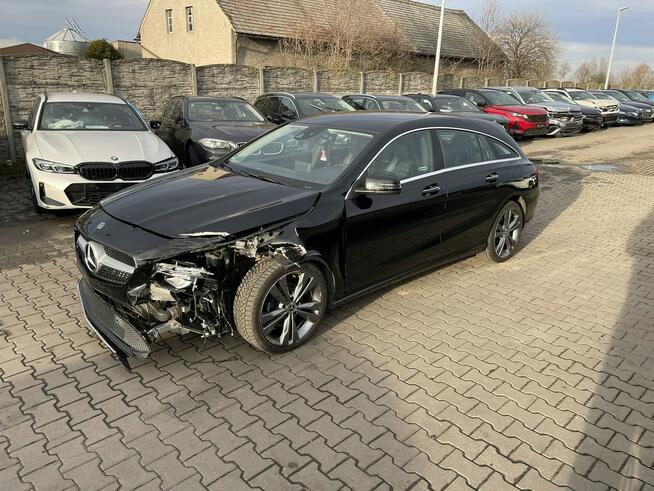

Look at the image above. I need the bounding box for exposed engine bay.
[116,230,306,343]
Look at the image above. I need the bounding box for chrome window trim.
[346,126,522,198]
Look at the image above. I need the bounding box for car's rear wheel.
[484,201,524,263]
[234,257,327,353]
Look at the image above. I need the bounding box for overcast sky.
[0,0,651,74]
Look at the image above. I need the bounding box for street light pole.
[432,0,446,95]
[604,6,629,89]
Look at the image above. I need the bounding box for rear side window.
[369,130,434,181]
[253,97,270,115]
[437,130,518,167]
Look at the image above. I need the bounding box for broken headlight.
[155,263,212,289]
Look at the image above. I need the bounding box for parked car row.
[15,85,651,213]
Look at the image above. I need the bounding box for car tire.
[484,201,524,263]
[186,145,200,167]
[234,257,328,353]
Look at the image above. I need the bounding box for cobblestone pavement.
[1,124,653,490]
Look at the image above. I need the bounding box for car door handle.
[485,173,499,184]
[422,184,441,196]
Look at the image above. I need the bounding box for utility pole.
[605,6,629,90]
[431,0,446,95]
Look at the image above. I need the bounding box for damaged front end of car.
[76,223,307,369]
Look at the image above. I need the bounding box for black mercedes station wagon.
[75,113,539,367]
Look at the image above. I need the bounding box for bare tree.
[573,57,608,85]
[618,63,654,88]
[493,11,560,79]
[558,61,571,80]
[276,0,412,71]
[472,0,505,78]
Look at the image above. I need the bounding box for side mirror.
[356,175,402,195]
[478,101,488,108]
[13,120,29,130]
[149,120,161,130]
[175,116,187,127]
[265,114,277,124]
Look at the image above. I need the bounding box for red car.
[440,88,549,138]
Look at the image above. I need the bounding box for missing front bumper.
[78,280,151,365]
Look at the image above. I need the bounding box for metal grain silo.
[44,26,89,55]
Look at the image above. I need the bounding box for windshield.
[188,100,264,122]
[482,90,522,106]
[435,97,479,113]
[297,96,355,116]
[379,99,425,112]
[547,92,575,104]
[569,91,595,101]
[605,91,629,102]
[39,102,147,131]
[517,90,554,104]
[625,90,648,101]
[223,124,373,189]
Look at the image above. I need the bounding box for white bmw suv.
[14,93,178,212]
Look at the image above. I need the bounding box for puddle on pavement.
[579,163,620,173]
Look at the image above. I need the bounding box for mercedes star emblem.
[96,222,105,230]
[85,243,100,273]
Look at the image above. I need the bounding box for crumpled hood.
[101,165,319,238]
[528,101,581,113]
[35,130,173,164]
[190,121,274,143]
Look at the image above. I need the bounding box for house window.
[165,9,173,33]
[186,6,194,32]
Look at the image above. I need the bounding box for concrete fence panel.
[544,80,560,89]
[401,72,432,94]
[561,80,576,88]
[507,78,528,86]
[263,67,312,94]
[364,71,399,95]
[111,59,194,120]
[197,64,260,102]
[486,78,505,87]
[316,70,360,96]
[462,77,482,88]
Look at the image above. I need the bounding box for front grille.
[78,280,151,356]
[550,112,583,122]
[76,235,135,286]
[527,114,548,122]
[78,161,153,181]
[65,183,135,206]
[600,105,619,112]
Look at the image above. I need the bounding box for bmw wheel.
[234,257,327,353]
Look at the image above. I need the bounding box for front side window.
[185,6,194,32]
[465,92,487,106]
[368,130,434,181]
[39,102,147,131]
[296,96,355,116]
[224,124,373,188]
[188,100,264,122]
[165,9,173,33]
[278,97,298,118]
[438,129,519,167]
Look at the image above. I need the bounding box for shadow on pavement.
[569,206,654,490]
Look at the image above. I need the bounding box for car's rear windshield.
[297,97,356,116]
[222,123,374,190]
[188,100,265,122]
[39,102,147,131]
[481,90,522,106]
[379,99,425,112]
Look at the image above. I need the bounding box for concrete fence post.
[190,64,198,95]
[458,76,464,89]
[359,72,365,93]
[103,59,114,95]
[0,57,16,163]
[484,78,490,87]
[258,67,265,95]
[312,70,318,92]
[398,73,404,95]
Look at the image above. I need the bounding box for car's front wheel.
[484,201,524,263]
[234,257,327,353]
